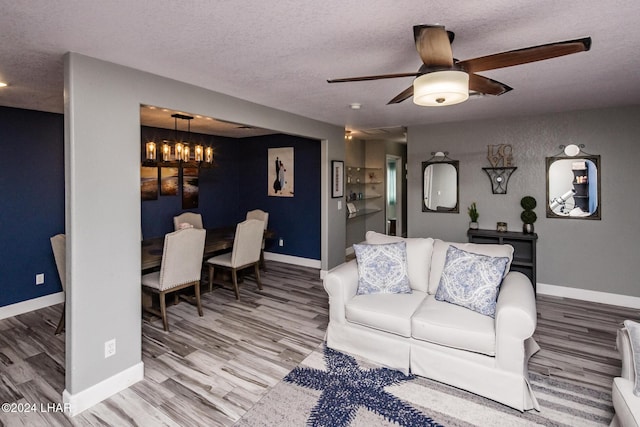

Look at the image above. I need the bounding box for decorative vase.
[469,221,479,230]
[523,223,534,234]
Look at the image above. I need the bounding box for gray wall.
[407,105,640,297]
[64,53,345,396]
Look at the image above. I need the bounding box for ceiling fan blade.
[387,85,414,104]
[469,73,513,96]
[327,72,419,83]
[413,25,454,68]
[458,37,591,73]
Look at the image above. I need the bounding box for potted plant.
[468,202,479,229]
[520,196,537,234]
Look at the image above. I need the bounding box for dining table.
[141,226,275,273]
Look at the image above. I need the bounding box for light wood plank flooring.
[0,261,638,426]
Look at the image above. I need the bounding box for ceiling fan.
[327,25,591,106]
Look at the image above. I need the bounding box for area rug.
[236,344,614,426]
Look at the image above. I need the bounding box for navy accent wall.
[0,107,65,307]
[236,134,321,260]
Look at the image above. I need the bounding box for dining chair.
[141,228,206,332]
[246,209,269,271]
[50,234,66,335]
[173,212,203,231]
[207,219,264,299]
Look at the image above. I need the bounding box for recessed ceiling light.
[0,82,7,88]
[349,103,362,110]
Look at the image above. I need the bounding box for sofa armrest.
[494,271,537,372]
[323,260,359,325]
[618,327,636,382]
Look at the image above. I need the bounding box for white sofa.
[611,326,640,427]
[324,231,540,411]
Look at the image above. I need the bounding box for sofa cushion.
[346,292,427,337]
[411,296,496,356]
[434,246,509,317]
[354,241,412,295]
[428,239,514,294]
[365,231,434,293]
[623,320,640,396]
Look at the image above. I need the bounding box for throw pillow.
[623,320,640,396]
[435,245,509,317]
[353,241,411,295]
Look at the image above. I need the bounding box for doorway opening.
[386,155,403,236]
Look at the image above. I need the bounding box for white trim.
[263,252,321,269]
[537,283,640,309]
[345,246,355,257]
[0,292,64,320]
[320,269,328,280]
[63,361,144,416]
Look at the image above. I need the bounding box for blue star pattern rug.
[283,345,442,427]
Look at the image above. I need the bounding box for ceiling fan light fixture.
[413,70,469,107]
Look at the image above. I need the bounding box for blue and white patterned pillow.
[435,245,509,317]
[353,242,411,295]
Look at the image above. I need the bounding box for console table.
[467,228,538,292]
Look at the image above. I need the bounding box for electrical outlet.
[104,339,116,358]
[35,273,45,285]
[278,238,284,247]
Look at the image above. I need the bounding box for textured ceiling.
[1,0,639,138]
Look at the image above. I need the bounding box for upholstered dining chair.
[173,212,203,231]
[141,228,206,332]
[245,209,269,271]
[50,234,66,335]
[207,219,264,299]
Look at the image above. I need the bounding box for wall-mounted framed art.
[268,147,294,197]
[332,160,344,198]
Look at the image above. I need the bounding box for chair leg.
[231,268,240,300]
[159,292,169,332]
[208,264,214,293]
[195,281,203,317]
[55,303,65,335]
[254,263,263,290]
[260,248,266,271]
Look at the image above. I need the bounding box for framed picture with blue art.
[331,160,344,198]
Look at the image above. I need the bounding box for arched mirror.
[546,144,601,219]
[422,152,459,213]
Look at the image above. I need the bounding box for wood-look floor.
[0,260,638,426]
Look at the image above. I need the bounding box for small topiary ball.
[521,210,537,224]
[521,196,537,210]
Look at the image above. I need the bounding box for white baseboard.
[345,246,354,257]
[63,361,144,416]
[0,292,64,320]
[263,252,321,269]
[537,283,640,309]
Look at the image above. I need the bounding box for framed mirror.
[546,145,601,219]
[422,153,459,213]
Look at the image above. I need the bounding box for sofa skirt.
[325,322,411,374]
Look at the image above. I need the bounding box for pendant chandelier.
[144,113,214,167]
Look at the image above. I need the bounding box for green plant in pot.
[468,202,479,229]
[520,196,537,234]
